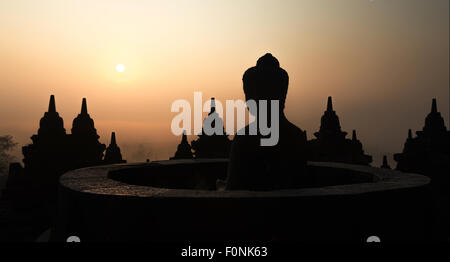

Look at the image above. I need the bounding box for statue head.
[243,53,289,115]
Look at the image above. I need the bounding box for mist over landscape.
[0,0,448,171]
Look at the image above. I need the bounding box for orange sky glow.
[0,0,448,164]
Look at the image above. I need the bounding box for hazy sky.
[0,0,448,164]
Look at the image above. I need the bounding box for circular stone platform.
[52,159,431,242]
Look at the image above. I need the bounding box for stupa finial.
[352,129,357,141]
[81,98,88,115]
[110,132,117,146]
[431,98,437,114]
[327,96,333,111]
[48,95,56,113]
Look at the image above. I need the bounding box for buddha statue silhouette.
[225,53,308,190]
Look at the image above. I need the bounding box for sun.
[116,64,125,73]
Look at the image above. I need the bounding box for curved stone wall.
[52,159,431,242]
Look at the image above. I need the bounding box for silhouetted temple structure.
[394,98,450,239]
[380,155,391,169]
[104,132,126,164]
[170,131,193,159]
[394,99,450,175]
[191,98,231,158]
[307,97,372,165]
[2,95,125,204]
[70,98,106,167]
[21,95,68,189]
